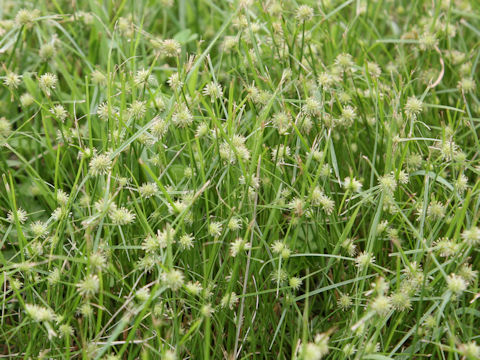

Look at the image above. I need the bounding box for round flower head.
[454,173,468,194]
[317,193,335,215]
[366,61,381,79]
[288,197,305,216]
[91,70,106,85]
[208,221,223,237]
[343,176,363,193]
[272,112,291,135]
[370,295,391,315]
[339,105,356,126]
[142,231,167,253]
[337,293,352,309]
[406,153,422,170]
[15,9,39,28]
[201,303,214,318]
[135,287,150,302]
[433,238,459,257]
[301,342,324,360]
[8,277,22,292]
[458,77,476,92]
[317,72,334,89]
[446,273,467,295]
[185,281,203,296]
[343,343,356,356]
[25,304,56,322]
[364,341,380,354]
[178,233,194,250]
[7,208,28,224]
[39,43,56,61]
[30,221,48,238]
[89,251,107,271]
[419,31,438,50]
[39,73,58,96]
[167,199,189,215]
[89,153,112,176]
[229,238,251,257]
[134,68,157,87]
[161,39,181,57]
[52,207,66,221]
[138,182,158,198]
[20,93,35,107]
[398,170,409,185]
[222,36,237,53]
[162,269,184,291]
[128,100,146,120]
[218,142,234,164]
[271,240,286,254]
[50,104,68,122]
[167,72,183,91]
[271,268,288,283]
[0,117,12,139]
[459,341,480,359]
[335,53,354,71]
[426,200,446,221]
[461,226,480,246]
[220,292,239,309]
[150,116,169,139]
[202,82,223,101]
[289,276,302,290]
[77,274,100,297]
[341,238,357,256]
[172,104,193,127]
[379,173,397,193]
[110,206,136,225]
[3,72,21,89]
[296,5,314,22]
[96,102,115,121]
[227,217,242,231]
[59,324,74,338]
[302,97,322,116]
[404,96,423,119]
[78,303,93,318]
[271,144,291,162]
[355,251,375,269]
[118,17,134,37]
[300,333,329,360]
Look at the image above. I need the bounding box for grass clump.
[0,0,479,359]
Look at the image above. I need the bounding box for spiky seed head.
[208,221,222,237]
[77,274,100,297]
[91,70,106,85]
[7,208,28,224]
[202,82,223,101]
[39,73,58,95]
[139,182,158,198]
[343,177,363,192]
[89,153,112,176]
[109,207,136,225]
[355,251,375,269]
[25,304,56,322]
[220,292,238,309]
[3,72,21,89]
[289,276,302,290]
[296,5,314,22]
[161,39,181,57]
[162,269,184,291]
[446,273,467,295]
[404,96,423,118]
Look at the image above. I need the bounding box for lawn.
[0,0,479,359]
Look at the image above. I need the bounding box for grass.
[0,0,480,359]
